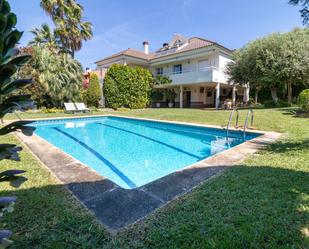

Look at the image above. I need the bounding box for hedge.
[86,73,101,107]
[298,89,309,112]
[103,64,153,109]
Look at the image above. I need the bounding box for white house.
[95,34,249,108]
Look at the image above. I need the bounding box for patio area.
[155,83,250,109]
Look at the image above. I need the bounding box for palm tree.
[29,23,60,49]
[32,45,83,106]
[40,0,93,57]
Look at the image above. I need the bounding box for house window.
[207,90,212,97]
[200,87,204,93]
[156,67,163,76]
[173,64,182,74]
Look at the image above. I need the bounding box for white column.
[232,86,236,106]
[179,85,183,108]
[215,83,220,109]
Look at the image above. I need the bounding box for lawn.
[1,108,308,249]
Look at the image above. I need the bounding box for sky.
[10,0,303,69]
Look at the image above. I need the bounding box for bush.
[263,99,291,108]
[103,64,153,109]
[164,89,177,103]
[277,99,292,107]
[151,91,164,102]
[86,73,101,107]
[116,107,131,112]
[19,46,83,108]
[41,108,63,113]
[298,89,309,112]
[153,75,172,85]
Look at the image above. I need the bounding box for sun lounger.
[75,103,90,113]
[64,103,77,113]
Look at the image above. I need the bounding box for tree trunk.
[270,87,279,103]
[255,86,261,104]
[287,82,292,104]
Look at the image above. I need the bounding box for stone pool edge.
[13,115,281,233]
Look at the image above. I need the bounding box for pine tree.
[86,73,101,107]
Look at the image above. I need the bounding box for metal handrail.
[226,107,239,137]
[243,109,254,138]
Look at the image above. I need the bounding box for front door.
[183,91,191,107]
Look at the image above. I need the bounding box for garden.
[0,0,308,248]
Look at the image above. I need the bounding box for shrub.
[41,107,63,113]
[103,64,153,109]
[19,46,83,107]
[86,73,101,107]
[277,99,292,107]
[116,107,131,111]
[164,89,177,103]
[263,99,291,108]
[153,75,172,85]
[151,91,164,102]
[298,89,309,112]
[0,0,34,245]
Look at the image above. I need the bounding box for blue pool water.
[29,116,259,189]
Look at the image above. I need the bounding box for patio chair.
[75,102,90,113]
[64,102,77,113]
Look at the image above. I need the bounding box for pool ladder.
[226,108,239,137]
[243,109,254,138]
[225,108,254,138]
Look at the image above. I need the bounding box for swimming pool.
[29,116,260,189]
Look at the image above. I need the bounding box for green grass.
[1,108,308,248]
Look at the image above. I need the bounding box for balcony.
[157,67,218,85]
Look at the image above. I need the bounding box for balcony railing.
[157,66,217,76]
[155,66,218,85]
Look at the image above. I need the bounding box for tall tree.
[289,0,309,26]
[29,45,83,107]
[227,28,309,104]
[85,73,101,107]
[40,0,92,57]
[28,23,63,50]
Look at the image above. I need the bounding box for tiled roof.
[96,37,231,64]
[151,37,216,59]
[96,48,150,63]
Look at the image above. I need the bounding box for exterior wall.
[218,53,233,83]
[96,49,232,86]
[149,53,219,77]
[171,84,238,108]
[149,52,231,86]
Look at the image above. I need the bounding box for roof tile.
[96,37,230,64]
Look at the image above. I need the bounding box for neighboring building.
[95,34,249,108]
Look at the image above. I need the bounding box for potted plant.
[226,98,232,109]
[165,89,177,108]
[151,91,163,108]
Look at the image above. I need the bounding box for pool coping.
[12,115,281,233]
